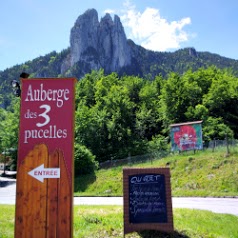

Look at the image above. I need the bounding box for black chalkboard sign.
[129,173,167,223]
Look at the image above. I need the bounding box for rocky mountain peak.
[69,9,99,66]
[65,9,131,76]
[100,13,113,25]
[188,47,198,57]
[76,8,99,24]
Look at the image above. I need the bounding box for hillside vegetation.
[1,46,238,108]
[74,147,238,197]
[1,67,238,172]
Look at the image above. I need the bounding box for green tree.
[0,98,20,170]
[74,72,163,162]
[135,79,162,139]
[203,69,238,137]
[202,117,234,141]
[159,72,201,127]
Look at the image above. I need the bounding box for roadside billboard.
[170,121,203,152]
[15,78,76,238]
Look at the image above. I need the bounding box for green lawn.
[1,205,238,238]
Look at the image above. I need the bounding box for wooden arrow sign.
[28,164,60,183]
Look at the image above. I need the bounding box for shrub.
[148,134,169,152]
[74,143,99,176]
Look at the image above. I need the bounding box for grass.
[1,205,238,238]
[74,148,238,197]
[0,205,15,238]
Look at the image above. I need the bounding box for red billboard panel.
[170,121,203,152]
[15,78,76,238]
[18,78,76,174]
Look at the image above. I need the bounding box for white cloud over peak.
[103,9,116,15]
[121,1,192,51]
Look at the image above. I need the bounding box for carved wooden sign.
[15,78,76,238]
[123,168,174,235]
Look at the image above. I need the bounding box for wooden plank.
[15,150,32,237]
[31,144,48,238]
[46,150,59,238]
[15,144,48,238]
[57,149,72,238]
[15,145,73,238]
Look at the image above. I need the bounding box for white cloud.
[103,9,116,15]
[121,1,192,51]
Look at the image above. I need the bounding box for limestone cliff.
[63,9,131,76]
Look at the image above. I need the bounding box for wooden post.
[226,133,230,156]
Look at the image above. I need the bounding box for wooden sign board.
[123,168,173,235]
[15,78,76,238]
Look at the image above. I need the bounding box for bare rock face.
[70,9,100,67]
[66,9,131,75]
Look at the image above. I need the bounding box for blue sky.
[0,0,238,71]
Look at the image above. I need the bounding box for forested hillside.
[1,67,237,171]
[0,49,69,109]
[1,46,238,109]
[73,67,236,164]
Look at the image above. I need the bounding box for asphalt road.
[1,179,238,216]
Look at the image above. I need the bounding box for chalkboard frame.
[123,168,173,235]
